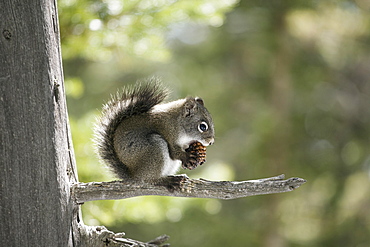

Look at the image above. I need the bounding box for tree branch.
[71,174,306,204]
[77,225,170,247]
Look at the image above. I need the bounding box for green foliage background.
[59,0,370,246]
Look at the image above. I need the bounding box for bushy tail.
[94,79,168,179]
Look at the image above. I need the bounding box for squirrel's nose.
[208,138,215,146]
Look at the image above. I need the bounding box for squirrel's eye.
[198,122,208,133]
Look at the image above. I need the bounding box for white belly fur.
[161,157,181,176]
[155,135,181,176]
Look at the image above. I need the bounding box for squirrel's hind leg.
[114,131,181,181]
[144,133,182,178]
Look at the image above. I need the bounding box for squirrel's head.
[178,97,215,150]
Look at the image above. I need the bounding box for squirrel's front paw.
[182,142,207,170]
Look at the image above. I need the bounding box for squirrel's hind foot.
[156,174,189,193]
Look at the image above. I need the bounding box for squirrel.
[94,79,215,183]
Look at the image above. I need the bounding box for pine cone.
[183,142,207,170]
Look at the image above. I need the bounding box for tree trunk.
[0,0,77,246]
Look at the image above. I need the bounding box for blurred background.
[59,0,370,246]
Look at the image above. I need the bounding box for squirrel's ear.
[195,97,204,106]
[184,98,197,117]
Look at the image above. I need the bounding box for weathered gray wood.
[0,0,78,246]
[72,174,306,203]
[73,222,169,247]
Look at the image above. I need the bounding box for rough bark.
[0,0,78,246]
[72,174,306,204]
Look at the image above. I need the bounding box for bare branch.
[76,224,169,247]
[71,174,306,204]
